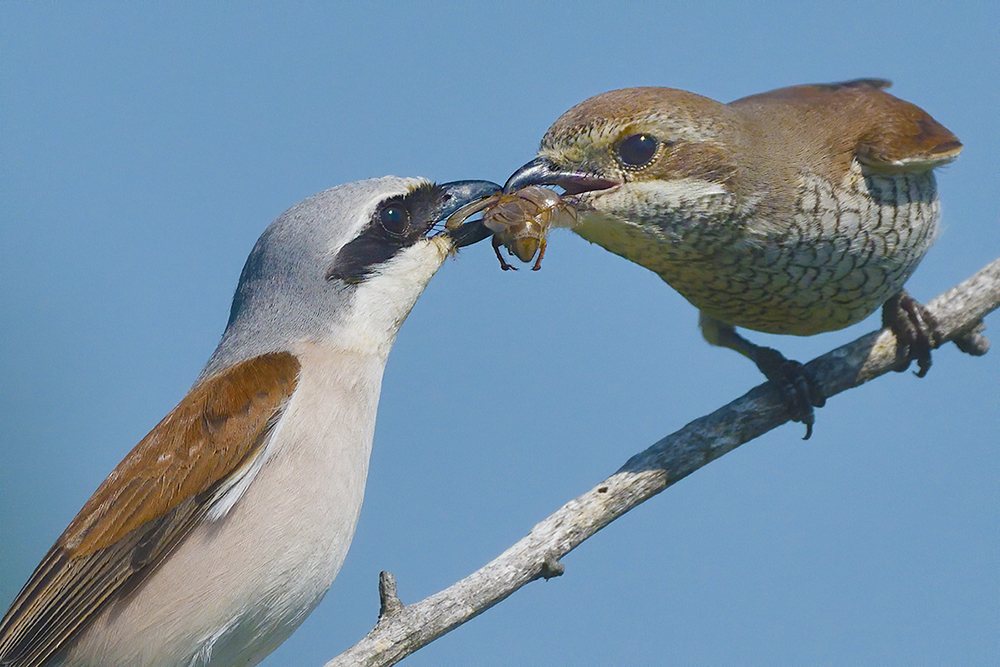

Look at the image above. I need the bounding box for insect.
[445,185,578,270]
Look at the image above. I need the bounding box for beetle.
[445,186,578,270]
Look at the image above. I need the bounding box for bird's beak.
[436,180,503,248]
[503,156,618,195]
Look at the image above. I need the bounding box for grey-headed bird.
[504,79,962,436]
[0,176,499,667]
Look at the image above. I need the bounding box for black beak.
[436,180,502,247]
[503,156,618,195]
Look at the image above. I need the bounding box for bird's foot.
[751,346,827,440]
[881,291,942,377]
[700,316,827,439]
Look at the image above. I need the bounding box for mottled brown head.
[536,87,744,190]
[506,80,961,223]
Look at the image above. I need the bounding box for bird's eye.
[616,133,659,168]
[379,203,410,236]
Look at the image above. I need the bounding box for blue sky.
[1,3,997,665]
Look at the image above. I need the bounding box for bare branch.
[324,257,1000,667]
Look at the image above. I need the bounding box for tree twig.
[323,258,1000,667]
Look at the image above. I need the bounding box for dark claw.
[882,291,942,377]
[706,319,828,439]
[751,346,826,440]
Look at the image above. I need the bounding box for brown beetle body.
[446,185,578,270]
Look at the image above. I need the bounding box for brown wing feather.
[0,352,300,667]
[730,79,962,172]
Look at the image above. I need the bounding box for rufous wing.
[0,352,300,667]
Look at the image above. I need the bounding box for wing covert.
[0,352,300,667]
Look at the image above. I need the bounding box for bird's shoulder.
[0,351,300,667]
[62,351,301,556]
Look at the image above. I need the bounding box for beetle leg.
[493,234,517,271]
[530,237,548,271]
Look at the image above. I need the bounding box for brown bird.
[504,79,962,437]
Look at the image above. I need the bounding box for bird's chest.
[59,354,384,667]
[576,168,940,335]
[189,357,382,664]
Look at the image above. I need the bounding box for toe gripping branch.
[725,287,982,440]
[881,290,943,377]
[748,345,827,440]
[707,319,826,440]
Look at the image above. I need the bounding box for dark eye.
[379,203,410,236]
[616,133,658,168]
